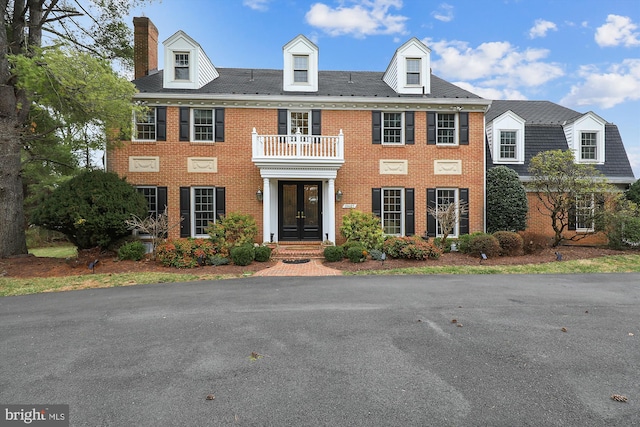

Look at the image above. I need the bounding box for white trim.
[490,110,525,164]
[381,187,405,236]
[190,107,215,142]
[435,188,459,238]
[191,186,216,238]
[381,111,405,145]
[435,112,458,146]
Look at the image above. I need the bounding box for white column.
[327,178,336,243]
[262,178,271,243]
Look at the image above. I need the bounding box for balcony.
[252,128,344,171]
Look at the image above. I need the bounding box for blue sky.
[128,0,640,178]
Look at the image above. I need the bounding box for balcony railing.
[252,128,344,162]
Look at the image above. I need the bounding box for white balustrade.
[252,128,344,161]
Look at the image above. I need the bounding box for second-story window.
[383,112,403,145]
[499,131,517,160]
[293,55,309,83]
[437,113,456,145]
[581,132,597,161]
[174,53,189,80]
[406,58,421,85]
[135,108,156,141]
[289,111,310,135]
[193,109,214,141]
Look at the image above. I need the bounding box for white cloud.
[529,19,557,39]
[305,0,408,38]
[560,59,640,108]
[432,3,454,23]
[243,0,270,11]
[452,81,527,100]
[595,15,640,47]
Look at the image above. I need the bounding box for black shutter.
[215,108,225,142]
[568,198,577,231]
[459,188,469,235]
[405,111,415,145]
[459,112,469,145]
[372,188,382,217]
[311,110,321,136]
[179,107,189,141]
[179,187,190,238]
[405,188,415,236]
[427,112,436,145]
[278,109,288,135]
[427,188,436,237]
[156,106,166,141]
[215,187,226,220]
[157,187,168,215]
[372,111,382,144]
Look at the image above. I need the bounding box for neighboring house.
[485,100,636,242]
[107,17,490,244]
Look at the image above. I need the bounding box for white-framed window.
[437,113,456,145]
[580,132,598,161]
[137,187,158,218]
[192,187,215,237]
[174,52,190,80]
[382,188,404,235]
[436,188,459,237]
[406,58,421,85]
[289,110,310,135]
[192,109,214,142]
[293,55,309,83]
[134,108,156,141]
[383,112,404,145]
[575,194,595,232]
[499,130,518,160]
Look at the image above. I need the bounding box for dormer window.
[488,110,525,164]
[580,132,598,161]
[499,131,518,159]
[293,55,309,83]
[563,112,606,164]
[174,53,189,80]
[406,58,421,85]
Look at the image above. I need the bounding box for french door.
[278,181,322,241]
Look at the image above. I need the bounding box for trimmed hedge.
[346,245,367,263]
[117,240,146,261]
[383,236,442,260]
[230,245,255,266]
[324,245,344,262]
[254,245,272,262]
[518,231,550,254]
[493,231,524,256]
[467,233,501,258]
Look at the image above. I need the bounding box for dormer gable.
[283,35,318,92]
[487,110,526,164]
[163,30,218,90]
[383,38,431,95]
[563,111,606,164]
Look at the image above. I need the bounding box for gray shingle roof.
[486,100,583,124]
[133,68,482,99]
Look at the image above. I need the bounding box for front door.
[279,181,322,241]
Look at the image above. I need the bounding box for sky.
[127,0,640,178]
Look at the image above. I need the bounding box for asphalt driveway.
[1,274,638,426]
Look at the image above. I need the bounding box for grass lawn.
[28,245,77,258]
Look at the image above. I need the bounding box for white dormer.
[163,30,218,90]
[283,35,318,92]
[383,38,431,95]
[563,112,606,164]
[488,110,526,164]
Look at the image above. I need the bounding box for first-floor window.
[135,108,156,141]
[575,194,595,232]
[137,187,158,217]
[193,187,215,237]
[382,188,403,235]
[436,189,458,237]
[383,112,403,145]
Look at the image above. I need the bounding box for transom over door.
[279,181,322,241]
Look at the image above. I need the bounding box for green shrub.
[254,245,272,262]
[208,255,230,266]
[369,249,384,261]
[383,236,442,260]
[340,210,384,251]
[493,231,524,256]
[486,166,528,233]
[323,245,344,262]
[207,212,258,256]
[230,245,255,266]
[467,234,501,258]
[341,240,364,256]
[518,231,550,254]
[156,238,217,268]
[346,245,367,263]
[31,170,148,249]
[456,233,476,254]
[117,240,146,261]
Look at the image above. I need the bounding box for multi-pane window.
[193,109,214,141]
[575,194,595,232]
[382,188,403,235]
[193,187,215,237]
[500,131,517,159]
[137,187,158,218]
[436,189,458,236]
[383,112,403,145]
[135,108,156,141]
[437,113,456,145]
[290,111,310,135]
[175,53,189,80]
[406,58,421,85]
[293,55,309,83]
[581,132,597,161]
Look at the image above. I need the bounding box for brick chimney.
[133,17,158,79]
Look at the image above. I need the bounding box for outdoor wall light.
[335,189,343,202]
[256,188,263,202]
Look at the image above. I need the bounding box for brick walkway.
[253,259,342,277]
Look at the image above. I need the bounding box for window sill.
[131,140,157,144]
[189,141,217,145]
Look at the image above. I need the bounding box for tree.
[486,166,528,233]
[625,179,640,205]
[1,0,152,257]
[528,149,612,247]
[427,200,469,249]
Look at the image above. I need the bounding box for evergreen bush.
[346,245,367,263]
[486,166,528,233]
[230,245,255,266]
[340,210,384,250]
[493,231,524,256]
[383,236,442,260]
[207,212,258,256]
[254,245,272,262]
[323,245,344,262]
[467,234,501,258]
[518,231,550,254]
[117,240,146,261]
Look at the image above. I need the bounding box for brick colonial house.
[107,17,489,244]
[107,18,634,245]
